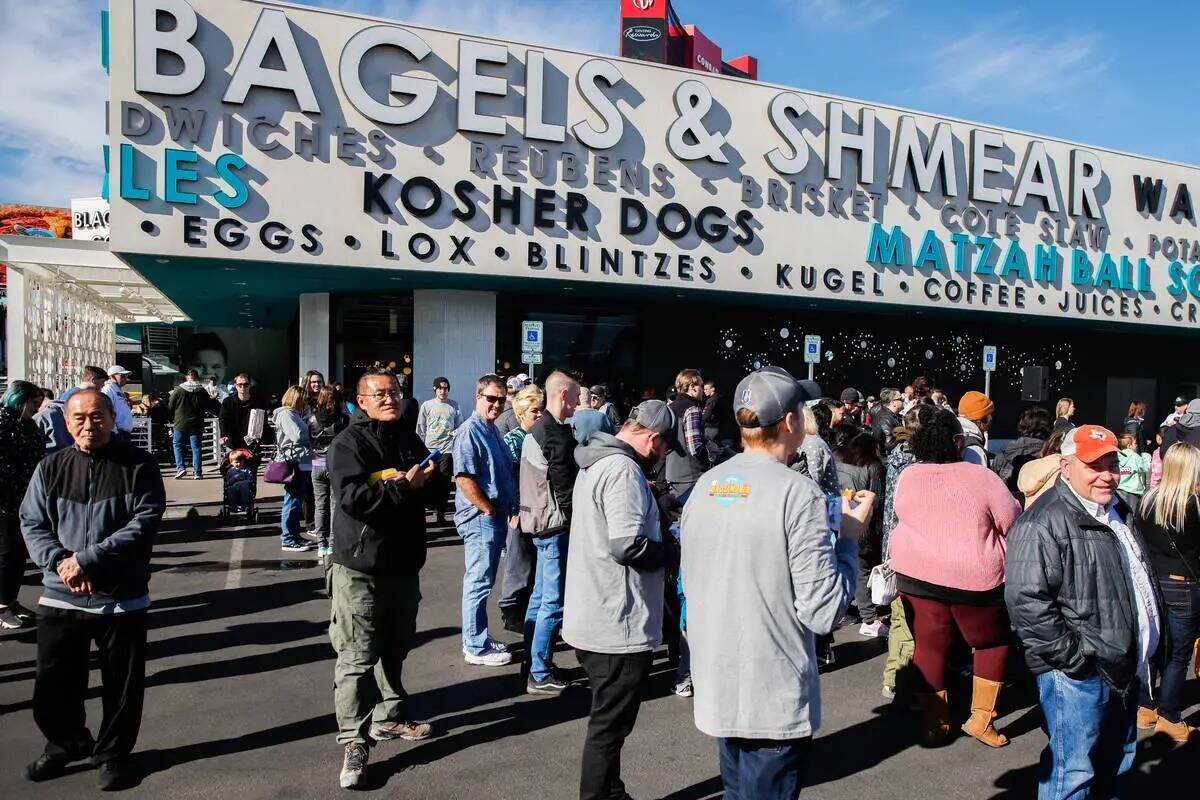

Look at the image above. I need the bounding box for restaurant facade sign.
[108,0,1200,327]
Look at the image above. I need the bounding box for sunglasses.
[480,394,506,405]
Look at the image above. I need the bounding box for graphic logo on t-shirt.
[709,474,751,507]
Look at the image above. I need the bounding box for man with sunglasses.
[453,375,519,667]
[327,369,439,789]
[218,373,268,456]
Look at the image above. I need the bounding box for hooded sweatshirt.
[958,416,989,466]
[562,433,665,654]
[1162,400,1200,450]
[168,380,211,435]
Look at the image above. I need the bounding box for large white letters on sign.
[765,92,810,175]
[1071,149,1103,218]
[890,117,958,196]
[458,40,510,135]
[524,51,566,142]
[571,59,624,150]
[826,102,875,183]
[970,129,1005,204]
[1011,140,1060,213]
[133,0,205,96]
[339,25,436,125]
[668,80,728,163]
[224,9,321,113]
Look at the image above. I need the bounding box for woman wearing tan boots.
[1134,442,1200,744]
[888,409,1022,747]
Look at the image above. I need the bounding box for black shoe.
[526,670,569,696]
[0,607,26,629]
[24,754,71,782]
[10,601,36,621]
[97,758,139,791]
[500,606,524,634]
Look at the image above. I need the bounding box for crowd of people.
[0,360,1197,798]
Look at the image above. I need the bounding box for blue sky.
[3,0,1198,205]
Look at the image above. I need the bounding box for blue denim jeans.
[718,736,812,800]
[458,513,507,655]
[1140,577,1200,723]
[280,472,309,545]
[524,532,566,681]
[172,429,202,475]
[1035,671,1137,800]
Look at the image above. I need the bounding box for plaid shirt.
[683,405,704,457]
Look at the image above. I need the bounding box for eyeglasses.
[480,394,506,405]
[235,382,250,388]
[361,390,402,401]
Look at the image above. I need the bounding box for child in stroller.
[221,448,258,520]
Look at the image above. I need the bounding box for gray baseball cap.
[629,399,677,443]
[734,367,816,428]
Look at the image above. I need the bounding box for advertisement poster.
[143,325,290,401]
[0,204,72,238]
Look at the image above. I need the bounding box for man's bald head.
[66,389,115,452]
[543,370,579,422]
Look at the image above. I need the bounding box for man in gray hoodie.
[563,399,675,800]
[682,368,873,799]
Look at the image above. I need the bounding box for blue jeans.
[1140,577,1200,723]
[1035,671,1137,800]
[172,430,202,475]
[718,736,812,800]
[524,533,566,681]
[458,513,507,655]
[280,472,309,545]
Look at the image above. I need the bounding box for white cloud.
[913,16,1106,113]
[0,0,108,205]
[775,0,897,28]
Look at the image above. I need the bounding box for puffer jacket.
[1004,478,1164,693]
[327,408,436,576]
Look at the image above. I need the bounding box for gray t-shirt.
[416,398,461,452]
[681,451,858,740]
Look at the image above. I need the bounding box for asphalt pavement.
[0,473,1194,799]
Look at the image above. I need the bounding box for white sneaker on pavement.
[464,646,513,666]
[859,620,889,638]
[462,637,508,655]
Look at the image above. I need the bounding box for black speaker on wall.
[1022,366,1049,402]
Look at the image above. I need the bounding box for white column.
[298,292,330,383]
[413,290,496,405]
[5,267,27,380]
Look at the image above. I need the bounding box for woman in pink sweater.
[889,409,1022,749]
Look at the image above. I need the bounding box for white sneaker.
[339,742,368,789]
[462,637,508,655]
[464,646,513,666]
[859,620,889,638]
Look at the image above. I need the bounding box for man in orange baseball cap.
[1005,423,1161,798]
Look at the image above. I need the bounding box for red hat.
[1061,425,1118,463]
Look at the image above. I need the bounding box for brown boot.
[1154,716,1195,744]
[1137,706,1159,730]
[961,676,1009,748]
[917,690,951,746]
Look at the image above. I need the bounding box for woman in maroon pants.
[889,408,1022,747]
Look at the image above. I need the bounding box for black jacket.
[870,407,903,451]
[20,439,164,609]
[1005,478,1164,693]
[169,381,212,435]
[1161,413,1200,451]
[529,412,578,528]
[992,436,1046,498]
[308,408,349,457]
[328,409,438,575]
[219,393,268,449]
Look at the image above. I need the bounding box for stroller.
[219,444,259,522]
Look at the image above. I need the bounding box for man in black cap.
[682,367,874,798]
[840,387,865,427]
[1160,396,1189,429]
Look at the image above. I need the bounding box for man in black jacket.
[871,388,904,451]
[20,389,165,791]
[1005,424,1161,799]
[327,370,438,789]
[218,372,267,453]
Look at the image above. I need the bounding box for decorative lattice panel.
[23,273,116,394]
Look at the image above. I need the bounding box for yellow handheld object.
[368,468,398,484]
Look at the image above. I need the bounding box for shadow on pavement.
[656,775,723,800]
[137,713,337,776]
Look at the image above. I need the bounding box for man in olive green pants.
[327,371,439,789]
[883,596,914,698]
